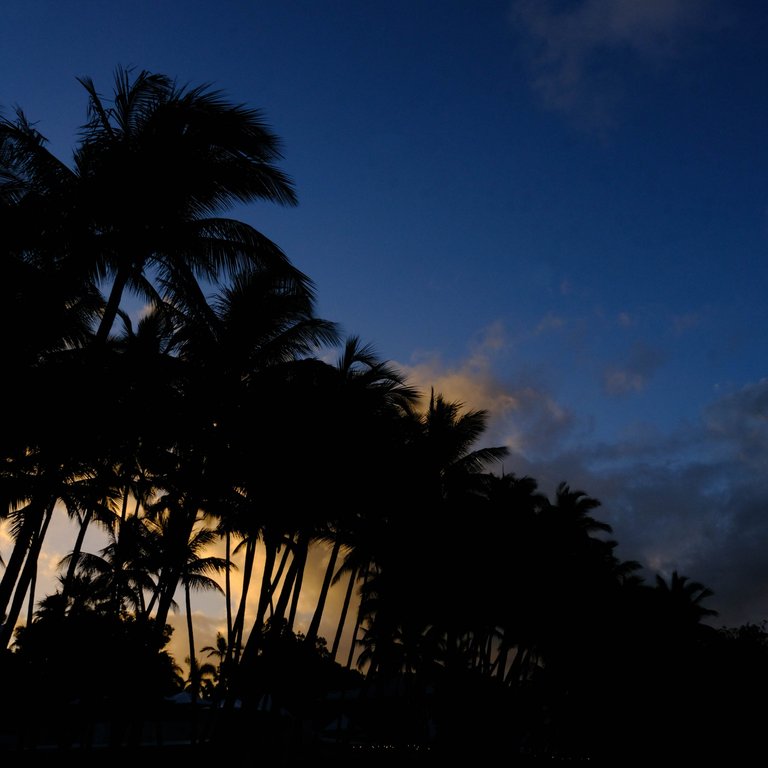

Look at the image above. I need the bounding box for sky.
[1,0,767,662]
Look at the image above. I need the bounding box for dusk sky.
[2,0,767,651]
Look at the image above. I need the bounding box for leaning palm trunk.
[331,564,358,662]
[269,545,299,631]
[0,508,43,624]
[229,536,257,665]
[345,564,371,670]
[59,505,94,612]
[305,537,342,646]
[286,534,310,633]
[0,500,55,648]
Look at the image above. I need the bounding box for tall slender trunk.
[225,530,233,643]
[270,545,299,631]
[229,537,257,665]
[345,564,370,671]
[94,268,130,345]
[266,543,292,619]
[0,501,55,648]
[59,506,93,610]
[305,537,342,646]
[331,565,358,662]
[251,537,278,638]
[0,506,43,622]
[285,530,311,633]
[185,581,198,699]
[25,556,37,627]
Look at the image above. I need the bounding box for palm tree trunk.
[185,581,198,700]
[229,537,257,665]
[59,506,93,610]
[255,538,280,635]
[266,542,292,618]
[268,534,300,630]
[0,507,43,622]
[345,564,370,670]
[286,530,310,633]
[0,501,55,648]
[241,536,298,666]
[305,538,342,645]
[225,529,233,643]
[94,268,130,344]
[25,555,37,627]
[331,565,358,662]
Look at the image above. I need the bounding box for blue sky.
[2,0,767,635]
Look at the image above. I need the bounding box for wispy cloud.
[703,378,768,470]
[397,321,576,458]
[671,310,702,334]
[399,322,521,416]
[510,0,718,125]
[602,340,666,396]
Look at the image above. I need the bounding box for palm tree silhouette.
[303,336,419,648]
[654,569,718,626]
[2,65,299,346]
[0,65,301,653]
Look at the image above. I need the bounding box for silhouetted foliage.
[1,67,763,762]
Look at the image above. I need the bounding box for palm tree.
[201,631,229,697]
[176,525,229,701]
[355,389,508,680]
[303,336,419,648]
[1,66,301,653]
[58,513,158,618]
[654,570,718,627]
[169,262,338,677]
[2,65,300,347]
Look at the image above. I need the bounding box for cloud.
[400,322,521,417]
[617,312,634,328]
[397,322,576,458]
[601,340,666,395]
[671,310,702,334]
[703,378,768,470]
[519,378,768,628]
[535,312,566,334]
[400,329,768,628]
[510,0,717,124]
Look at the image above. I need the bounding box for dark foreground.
[0,742,597,767]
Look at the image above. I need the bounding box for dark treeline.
[1,67,766,763]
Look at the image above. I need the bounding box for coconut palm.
[167,262,338,679]
[176,526,229,701]
[1,66,300,651]
[356,390,508,680]
[2,65,300,346]
[654,570,718,627]
[303,336,419,648]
